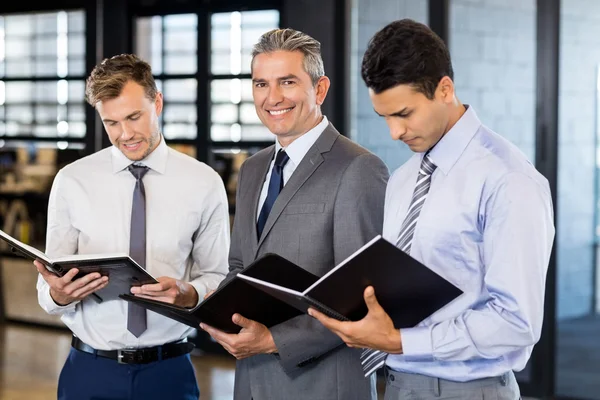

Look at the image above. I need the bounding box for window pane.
[6,105,33,123]
[68,104,85,121]
[211,124,233,141]
[164,14,197,30]
[241,52,253,74]
[241,124,273,141]
[68,34,85,57]
[241,10,279,27]
[211,52,230,75]
[68,58,85,76]
[35,37,58,56]
[240,103,259,124]
[6,82,34,102]
[35,105,60,123]
[33,124,58,137]
[34,82,56,102]
[211,28,230,51]
[164,105,196,124]
[66,121,86,137]
[165,31,197,53]
[135,17,163,74]
[68,81,85,102]
[5,15,33,36]
[68,11,85,33]
[2,10,85,79]
[211,10,279,76]
[163,123,196,140]
[35,59,58,77]
[36,13,58,34]
[211,104,238,124]
[5,38,32,58]
[210,78,252,104]
[163,79,197,102]
[241,28,268,51]
[164,54,197,74]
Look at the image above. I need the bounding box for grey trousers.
[383,368,521,400]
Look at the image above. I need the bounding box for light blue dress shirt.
[384,106,555,381]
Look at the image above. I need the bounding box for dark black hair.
[361,19,453,99]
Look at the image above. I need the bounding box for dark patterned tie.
[361,154,437,377]
[257,149,290,238]
[127,164,149,337]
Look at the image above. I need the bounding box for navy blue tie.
[257,149,289,238]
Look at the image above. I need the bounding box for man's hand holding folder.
[309,286,403,354]
[200,314,278,360]
[130,277,199,308]
[35,260,108,306]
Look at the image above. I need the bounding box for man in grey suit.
[200,28,389,400]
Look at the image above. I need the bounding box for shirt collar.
[427,105,481,175]
[275,116,329,165]
[111,135,168,174]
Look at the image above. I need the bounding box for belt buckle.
[117,349,142,364]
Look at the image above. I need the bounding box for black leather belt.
[71,336,194,364]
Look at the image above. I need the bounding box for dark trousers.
[57,348,200,400]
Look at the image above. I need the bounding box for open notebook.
[0,229,157,303]
[121,235,463,331]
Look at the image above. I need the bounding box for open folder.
[0,229,157,303]
[121,235,463,332]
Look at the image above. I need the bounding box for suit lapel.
[256,124,339,251]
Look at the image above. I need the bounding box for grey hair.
[251,28,325,85]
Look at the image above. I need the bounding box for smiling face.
[251,50,330,146]
[369,77,456,153]
[96,80,163,161]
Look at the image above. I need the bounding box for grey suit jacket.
[226,123,389,400]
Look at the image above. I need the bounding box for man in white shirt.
[34,54,230,400]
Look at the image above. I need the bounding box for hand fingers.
[35,262,54,278]
[71,279,110,299]
[204,289,216,300]
[63,275,107,297]
[200,323,234,346]
[308,308,342,331]
[137,282,166,292]
[133,294,175,304]
[232,314,254,329]
[363,286,381,312]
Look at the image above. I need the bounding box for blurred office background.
[0,0,597,399]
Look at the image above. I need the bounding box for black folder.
[121,235,463,331]
[0,229,157,303]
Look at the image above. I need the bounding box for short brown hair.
[252,28,324,85]
[85,54,158,106]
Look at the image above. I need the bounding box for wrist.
[183,283,199,308]
[386,329,402,354]
[49,288,71,306]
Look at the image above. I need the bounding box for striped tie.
[360,154,437,377]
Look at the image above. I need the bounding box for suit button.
[389,374,395,382]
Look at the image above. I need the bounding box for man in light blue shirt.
[309,19,554,399]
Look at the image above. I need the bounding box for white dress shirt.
[37,137,230,350]
[257,116,329,218]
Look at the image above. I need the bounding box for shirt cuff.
[401,326,435,362]
[41,286,78,315]
[188,281,206,308]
